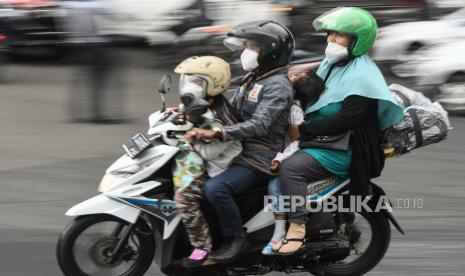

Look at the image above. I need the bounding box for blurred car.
[0,0,67,57]
[97,0,291,66]
[432,0,465,12]
[102,0,290,47]
[390,40,465,113]
[284,0,432,51]
[412,41,465,113]
[373,7,465,63]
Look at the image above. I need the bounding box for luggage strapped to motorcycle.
[390,88,423,149]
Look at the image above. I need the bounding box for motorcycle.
[57,74,405,276]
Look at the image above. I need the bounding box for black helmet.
[224,20,295,72]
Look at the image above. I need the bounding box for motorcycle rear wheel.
[323,210,391,276]
[57,214,155,276]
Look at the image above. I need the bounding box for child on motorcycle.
[171,56,242,267]
[262,69,325,255]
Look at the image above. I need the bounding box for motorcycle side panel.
[148,111,165,129]
[105,181,183,240]
[105,181,162,198]
[104,145,179,192]
[244,205,274,233]
[308,178,350,203]
[65,194,141,224]
[106,144,178,173]
[115,198,181,240]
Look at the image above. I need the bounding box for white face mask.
[325,42,349,64]
[240,48,259,71]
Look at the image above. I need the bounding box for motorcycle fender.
[65,194,141,224]
[371,182,405,235]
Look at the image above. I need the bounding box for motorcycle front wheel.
[57,214,155,276]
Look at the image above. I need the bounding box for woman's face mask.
[240,48,259,71]
[325,42,349,64]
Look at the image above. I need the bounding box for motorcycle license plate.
[123,132,152,159]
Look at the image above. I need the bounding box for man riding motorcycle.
[186,20,295,262]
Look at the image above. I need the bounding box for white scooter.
[56,75,404,276]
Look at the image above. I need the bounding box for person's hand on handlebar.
[182,127,221,142]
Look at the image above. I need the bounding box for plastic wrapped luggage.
[383,84,452,157]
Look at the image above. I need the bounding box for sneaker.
[262,240,281,255]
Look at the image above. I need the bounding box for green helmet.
[313,7,378,56]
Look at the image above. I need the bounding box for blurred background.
[1,0,465,113]
[1,1,465,275]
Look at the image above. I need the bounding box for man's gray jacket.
[223,68,294,176]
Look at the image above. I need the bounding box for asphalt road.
[1,50,464,276]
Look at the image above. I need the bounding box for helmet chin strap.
[255,46,283,75]
[347,37,357,60]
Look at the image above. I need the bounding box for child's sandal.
[182,248,210,268]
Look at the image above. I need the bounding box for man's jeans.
[203,165,267,237]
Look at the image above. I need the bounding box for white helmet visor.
[179,74,208,99]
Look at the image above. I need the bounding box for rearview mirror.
[158,74,173,94]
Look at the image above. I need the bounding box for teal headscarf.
[307,55,403,130]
